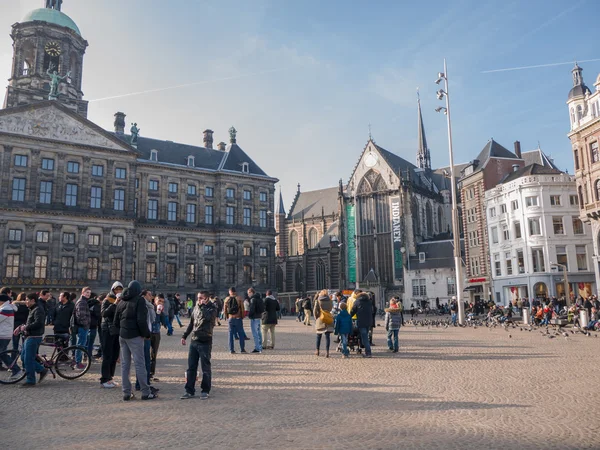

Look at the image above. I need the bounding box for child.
[334,302,352,358]
[385,298,403,353]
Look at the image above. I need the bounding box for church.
[275,99,464,310]
[0,2,278,298]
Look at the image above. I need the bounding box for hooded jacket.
[53,300,74,335]
[113,281,150,339]
[88,297,101,329]
[13,300,29,328]
[262,295,280,325]
[101,296,118,335]
[313,295,334,333]
[74,295,91,330]
[0,299,17,339]
[349,293,373,329]
[334,309,353,335]
[385,306,403,331]
[110,281,124,296]
[248,292,265,320]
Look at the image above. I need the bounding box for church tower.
[3,1,89,117]
[416,94,431,170]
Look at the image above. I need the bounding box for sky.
[1,0,599,209]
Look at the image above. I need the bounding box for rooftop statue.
[46,63,70,100]
[46,0,63,11]
[130,123,140,145]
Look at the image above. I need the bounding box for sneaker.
[240,349,247,353]
[141,393,158,400]
[151,377,160,382]
[101,381,116,389]
[150,386,160,394]
[251,349,261,353]
[76,363,86,370]
[123,393,134,401]
[180,392,195,399]
[230,351,236,354]
[37,369,49,384]
[9,370,24,381]
[200,392,209,400]
[244,337,251,341]
[20,382,36,388]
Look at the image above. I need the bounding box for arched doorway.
[533,282,547,300]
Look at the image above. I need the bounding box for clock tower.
[3,1,89,117]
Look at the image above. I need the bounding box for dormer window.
[241,162,249,173]
[187,156,195,167]
[150,150,158,162]
[576,105,583,121]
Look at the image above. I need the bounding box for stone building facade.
[566,63,600,290]
[0,3,277,298]
[485,164,594,304]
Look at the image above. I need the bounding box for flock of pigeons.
[405,317,599,340]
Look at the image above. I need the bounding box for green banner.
[346,204,356,283]
[390,196,403,281]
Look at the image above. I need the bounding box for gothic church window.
[438,205,444,233]
[290,230,298,256]
[425,202,433,237]
[308,228,318,248]
[316,259,326,290]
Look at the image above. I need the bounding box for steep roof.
[112,133,272,178]
[475,139,519,163]
[500,163,563,184]
[276,190,286,215]
[317,221,339,247]
[288,187,339,220]
[521,149,558,170]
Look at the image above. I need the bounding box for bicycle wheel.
[54,346,91,379]
[0,350,25,384]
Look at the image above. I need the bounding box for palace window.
[204,264,214,284]
[63,232,75,245]
[146,241,157,252]
[92,165,103,177]
[67,161,80,173]
[149,180,159,191]
[166,243,177,253]
[205,205,213,224]
[186,264,196,283]
[226,188,235,199]
[88,234,100,246]
[14,155,28,167]
[6,255,20,278]
[148,199,158,220]
[204,245,214,255]
[243,190,252,200]
[112,235,124,247]
[205,186,214,197]
[8,229,22,242]
[114,189,125,211]
[39,181,52,204]
[34,255,47,279]
[61,257,74,279]
[260,210,267,228]
[260,192,267,202]
[36,231,49,243]
[146,262,157,283]
[168,182,178,193]
[166,264,177,284]
[243,264,253,284]
[111,258,122,281]
[168,202,178,221]
[187,184,196,196]
[243,208,251,226]
[186,204,196,223]
[65,184,78,206]
[226,264,236,284]
[226,207,235,225]
[12,178,26,202]
[115,168,127,179]
[90,186,102,209]
[41,158,54,170]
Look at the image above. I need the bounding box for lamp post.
[551,262,570,306]
[435,59,465,325]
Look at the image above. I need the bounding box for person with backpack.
[302,296,312,326]
[247,288,265,353]
[349,292,373,358]
[224,287,247,354]
[313,289,334,357]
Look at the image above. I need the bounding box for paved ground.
[2,317,599,450]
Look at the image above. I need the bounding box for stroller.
[336,323,363,354]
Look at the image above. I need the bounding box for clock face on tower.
[44,41,62,57]
[364,151,379,168]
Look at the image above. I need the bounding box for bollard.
[579,310,589,329]
[522,308,530,326]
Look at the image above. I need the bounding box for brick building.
[0,2,277,297]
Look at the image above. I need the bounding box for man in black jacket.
[53,292,74,339]
[87,294,101,358]
[113,280,156,401]
[261,290,280,349]
[247,288,265,353]
[180,291,217,400]
[14,293,48,386]
[350,293,373,358]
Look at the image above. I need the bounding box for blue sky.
[1,0,599,208]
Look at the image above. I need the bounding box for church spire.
[416,90,431,170]
[276,188,286,215]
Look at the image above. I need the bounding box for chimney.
[514,140,522,159]
[203,129,214,149]
[512,164,519,172]
[217,141,227,151]
[114,112,126,134]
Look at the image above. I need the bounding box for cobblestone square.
[2,318,598,450]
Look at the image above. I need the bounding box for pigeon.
[548,335,555,339]
[508,334,512,338]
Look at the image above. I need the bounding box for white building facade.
[485,166,595,305]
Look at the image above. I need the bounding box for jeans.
[100,331,119,384]
[75,327,88,363]
[185,340,212,395]
[135,339,152,390]
[261,324,276,348]
[21,336,44,384]
[228,318,246,352]
[150,333,161,376]
[451,313,458,326]
[87,327,97,357]
[174,314,183,327]
[297,309,304,321]
[119,336,149,396]
[316,332,331,351]
[12,333,21,351]
[358,328,371,356]
[387,329,399,352]
[340,334,349,356]
[46,309,55,325]
[0,338,21,374]
[162,315,173,335]
[250,319,262,351]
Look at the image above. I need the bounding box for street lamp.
[550,262,570,306]
[435,59,465,325]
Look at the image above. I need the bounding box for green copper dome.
[21,8,81,36]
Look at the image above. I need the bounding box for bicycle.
[0,333,91,385]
